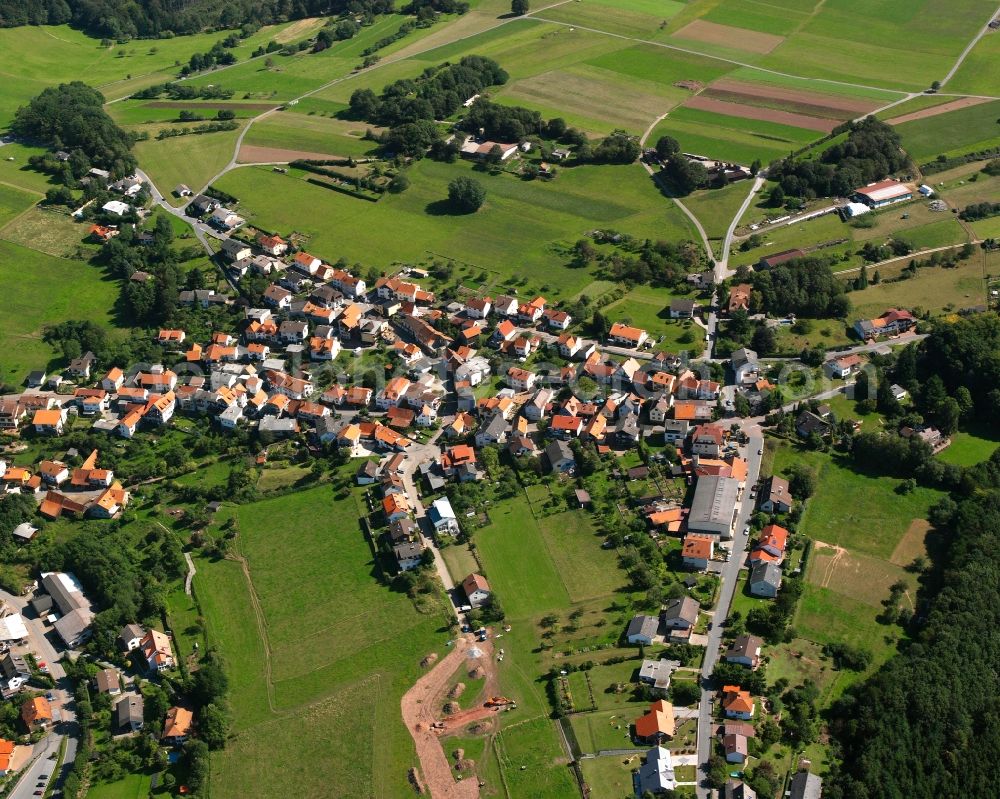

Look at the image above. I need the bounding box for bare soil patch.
[886,97,992,126]
[146,101,278,111]
[449,682,466,699]
[675,80,703,92]
[705,78,880,117]
[422,653,439,668]
[674,19,784,54]
[237,144,345,163]
[684,95,838,132]
[889,519,930,567]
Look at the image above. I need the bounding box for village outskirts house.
[759,475,793,514]
[462,573,491,607]
[626,614,659,646]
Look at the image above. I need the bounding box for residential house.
[795,410,830,439]
[731,348,758,384]
[824,353,863,379]
[493,295,518,316]
[788,771,823,799]
[677,375,720,400]
[140,629,175,672]
[429,497,459,535]
[115,694,145,732]
[682,534,715,571]
[523,388,553,421]
[673,400,714,423]
[608,322,648,349]
[669,298,696,319]
[725,780,757,799]
[549,414,584,439]
[506,366,537,391]
[638,658,679,691]
[95,667,121,696]
[661,596,699,639]
[722,685,755,719]
[636,746,676,796]
[118,624,145,651]
[728,283,752,314]
[545,439,575,473]
[614,412,641,448]
[32,408,65,435]
[725,634,763,669]
[724,733,748,764]
[257,233,288,256]
[475,414,509,448]
[21,697,52,730]
[626,614,659,645]
[162,707,193,746]
[210,206,244,230]
[634,700,675,744]
[466,297,492,319]
[67,351,97,380]
[853,308,916,340]
[462,573,491,607]
[748,561,782,598]
[691,424,724,457]
[759,475,792,513]
[382,492,411,522]
[393,541,425,572]
[220,238,251,261]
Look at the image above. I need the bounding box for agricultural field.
[944,27,1000,96]
[134,126,246,202]
[893,99,1000,162]
[0,181,39,229]
[196,486,448,799]
[239,111,381,161]
[213,158,696,299]
[1,206,102,259]
[847,257,986,320]
[0,240,122,386]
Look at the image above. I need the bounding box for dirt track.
[401,635,500,799]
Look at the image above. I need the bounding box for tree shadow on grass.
[425,199,480,216]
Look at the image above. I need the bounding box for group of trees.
[767,117,907,199]
[751,257,851,318]
[349,56,509,128]
[959,200,1000,222]
[12,82,137,176]
[577,235,704,290]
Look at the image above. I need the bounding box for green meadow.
[894,100,1000,161]
[133,124,245,201]
[213,158,696,298]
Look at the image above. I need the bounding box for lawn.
[797,454,943,560]
[569,709,645,754]
[0,239,122,386]
[894,99,1000,162]
[134,125,246,203]
[440,541,480,583]
[475,500,572,618]
[213,158,695,301]
[581,754,648,799]
[85,772,153,799]
[495,716,578,799]
[0,181,40,229]
[197,485,448,799]
[937,422,1000,466]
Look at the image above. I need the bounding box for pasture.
[198,485,448,799]
[0,182,38,229]
[945,25,1000,95]
[847,257,985,320]
[0,240,121,385]
[240,112,380,160]
[796,455,943,561]
[682,180,757,244]
[495,716,579,799]
[1,206,102,258]
[213,158,695,299]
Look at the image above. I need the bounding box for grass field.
[495,716,578,798]
[197,485,448,799]
[0,181,39,229]
[894,100,1000,162]
[213,159,695,299]
[0,22,300,124]
[847,257,985,320]
[797,455,943,560]
[0,240,121,385]
[945,25,1000,95]
[0,143,61,194]
[241,112,380,159]
[133,125,246,202]
[1,206,101,258]
[85,772,153,799]
[682,180,756,245]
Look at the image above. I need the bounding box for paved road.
[694,431,763,799]
[1,589,79,799]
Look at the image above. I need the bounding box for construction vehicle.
[485,696,515,708]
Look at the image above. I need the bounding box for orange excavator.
[485,696,515,708]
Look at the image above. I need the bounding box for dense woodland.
[750,257,850,318]
[767,117,907,199]
[0,0,395,37]
[12,82,137,176]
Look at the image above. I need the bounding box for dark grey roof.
[688,475,740,530]
[725,779,757,799]
[663,596,699,626]
[789,771,822,799]
[750,561,782,589]
[30,594,54,616]
[545,439,574,463]
[115,694,144,729]
[626,614,659,640]
[393,541,424,561]
[1,652,30,679]
[41,572,88,616]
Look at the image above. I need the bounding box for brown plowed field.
[673,19,784,54]
[146,101,278,111]
[705,78,880,117]
[886,96,992,126]
[684,96,838,132]
[237,144,344,163]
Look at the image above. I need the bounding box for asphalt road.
[1,589,79,799]
[694,431,764,798]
